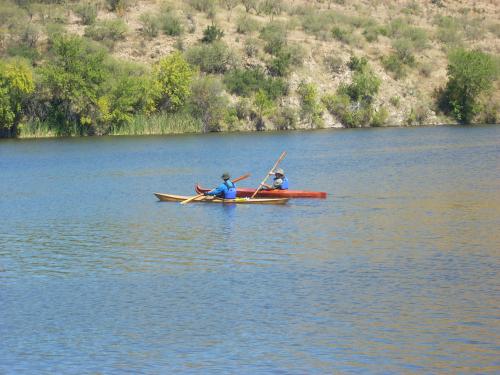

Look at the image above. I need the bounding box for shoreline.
[6,122,499,141]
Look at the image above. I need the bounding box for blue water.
[1,126,499,373]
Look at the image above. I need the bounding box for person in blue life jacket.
[263,168,289,190]
[204,172,237,199]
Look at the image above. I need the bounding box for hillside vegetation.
[1,0,499,137]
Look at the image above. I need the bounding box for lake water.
[1,126,499,374]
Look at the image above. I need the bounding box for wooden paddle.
[180,173,250,204]
[250,151,287,199]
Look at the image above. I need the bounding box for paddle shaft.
[251,151,287,199]
[180,173,250,204]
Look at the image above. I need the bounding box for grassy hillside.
[1,0,499,137]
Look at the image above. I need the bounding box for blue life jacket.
[224,180,237,199]
[276,176,289,190]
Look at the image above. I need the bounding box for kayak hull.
[195,184,327,198]
[154,193,289,205]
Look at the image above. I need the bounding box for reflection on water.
[1,126,499,373]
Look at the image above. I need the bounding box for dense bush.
[236,14,260,34]
[347,56,368,72]
[260,21,287,55]
[297,81,323,127]
[323,59,382,128]
[38,36,108,134]
[185,41,237,74]
[440,49,498,123]
[201,25,224,43]
[224,67,288,99]
[97,74,152,134]
[161,11,183,36]
[189,76,229,132]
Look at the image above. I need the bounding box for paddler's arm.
[205,183,226,196]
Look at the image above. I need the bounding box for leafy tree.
[441,49,498,123]
[189,76,228,132]
[97,74,153,134]
[38,36,107,133]
[0,59,35,136]
[152,52,194,112]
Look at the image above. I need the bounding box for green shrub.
[343,68,381,102]
[185,41,237,74]
[38,36,108,134]
[260,21,288,55]
[434,16,463,46]
[382,54,407,79]
[267,51,291,77]
[347,55,368,72]
[201,25,224,43]
[440,49,498,123]
[301,9,336,40]
[85,19,128,48]
[189,76,229,132]
[97,74,152,135]
[387,18,427,50]
[363,24,382,42]
[224,67,266,96]
[297,81,323,128]
[6,44,40,61]
[371,107,389,127]
[0,58,35,136]
[161,11,183,36]
[224,67,287,99]
[139,12,161,38]
[75,2,98,25]
[236,14,260,34]
[151,52,194,112]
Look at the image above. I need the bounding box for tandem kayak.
[154,193,289,205]
[194,184,327,199]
